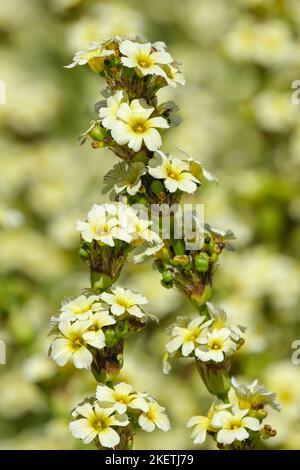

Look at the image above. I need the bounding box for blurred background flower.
[0,0,300,450]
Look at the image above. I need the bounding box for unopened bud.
[104,328,117,348]
[151,180,165,198]
[89,124,107,142]
[194,252,210,272]
[173,255,190,266]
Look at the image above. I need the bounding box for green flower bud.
[104,328,117,348]
[78,243,90,262]
[162,270,173,283]
[90,124,107,142]
[194,252,210,272]
[151,180,165,198]
[115,321,129,339]
[207,240,215,256]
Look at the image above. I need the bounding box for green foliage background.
[0,0,300,449]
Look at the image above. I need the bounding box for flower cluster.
[164,303,245,372]
[70,382,170,448]
[50,289,151,370]
[76,202,162,287]
[60,32,281,451]
[187,378,279,449]
[66,37,185,87]
[77,202,160,247]
[101,150,216,201]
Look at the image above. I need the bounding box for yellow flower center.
[166,164,181,180]
[91,416,110,431]
[211,342,221,350]
[72,337,85,350]
[184,328,200,342]
[146,408,156,421]
[132,121,146,133]
[117,296,134,308]
[89,324,100,332]
[226,417,242,430]
[114,392,130,404]
[137,53,154,69]
[74,304,90,314]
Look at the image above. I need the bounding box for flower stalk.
[49,36,280,450]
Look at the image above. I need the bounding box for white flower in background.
[101,287,148,318]
[225,19,258,62]
[166,316,212,357]
[82,310,116,349]
[65,4,144,52]
[111,99,169,152]
[0,207,24,229]
[229,378,281,412]
[195,328,236,363]
[161,64,186,87]
[99,91,126,130]
[119,40,173,77]
[254,21,295,67]
[225,18,295,67]
[51,320,93,369]
[69,402,128,447]
[211,408,260,445]
[148,151,199,193]
[113,162,146,196]
[96,382,149,414]
[65,41,114,70]
[187,402,230,445]
[76,203,131,245]
[138,400,170,432]
[254,91,297,133]
[60,294,101,321]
